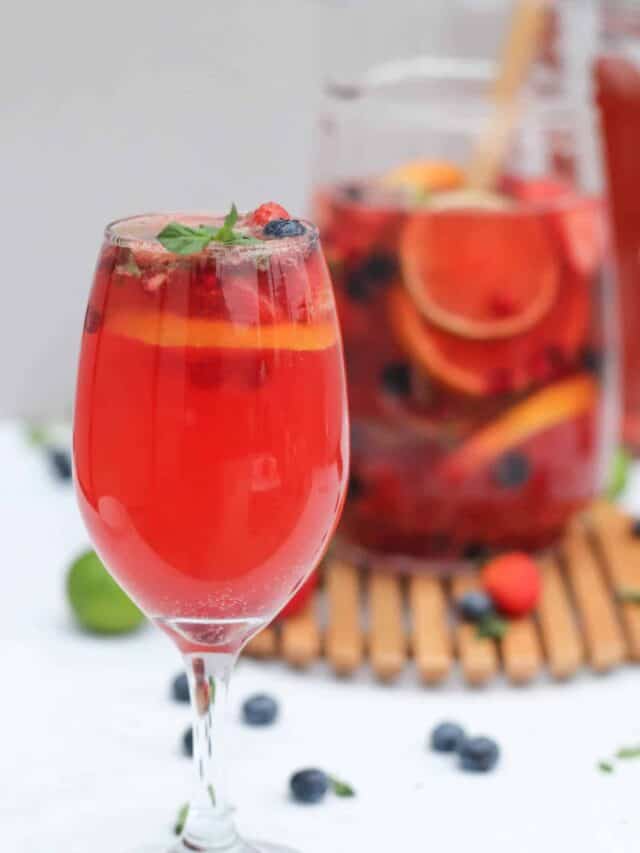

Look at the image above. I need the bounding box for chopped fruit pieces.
[278,571,319,619]
[263,219,306,238]
[242,693,279,726]
[482,552,541,617]
[440,375,598,480]
[400,209,559,340]
[459,736,500,772]
[431,722,466,753]
[381,159,465,193]
[247,202,290,226]
[549,198,606,278]
[107,311,336,351]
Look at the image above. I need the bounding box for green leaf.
[174,803,189,835]
[156,222,216,255]
[617,588,640,604]
[25,423,49,447]
[616,745,640,759]
[329,776,356,798]
[598,761,614,774]
[476,614,508,640]
[120,251,141,277]
[207,783,216,806]
[606,447,631,500]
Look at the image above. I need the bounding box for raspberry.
[481,552,541,618]
[247,202,290,226]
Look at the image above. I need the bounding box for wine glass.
[73,206,349,852]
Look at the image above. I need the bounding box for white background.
[4,418,640,853]
[0,0,506,418]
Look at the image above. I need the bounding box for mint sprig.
[476,614,508,640]
[157,204,263,255]
[329,775,356,797]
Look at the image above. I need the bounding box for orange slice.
[439,374,598,481]
[400,209,559,340]
[388,267,589,397]
[381,160,465,194]
[107,310,337,351]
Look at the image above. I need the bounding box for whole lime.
[67,549,145,635]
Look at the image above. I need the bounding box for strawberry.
[278,571,319,620]
[481,552,541,618]
[247,202,291,227]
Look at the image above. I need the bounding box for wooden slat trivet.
[243,501,640,686]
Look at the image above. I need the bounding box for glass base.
[136,841,298,853]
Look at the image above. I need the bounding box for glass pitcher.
[311,56,618,570]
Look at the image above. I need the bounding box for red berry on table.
[278,571,318,620]
[481,552,541,618]
[247,202,291,226]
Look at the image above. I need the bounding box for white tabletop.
[4,420,640,853]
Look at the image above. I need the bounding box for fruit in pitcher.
[400,209,559,340]
[381,159,465,194]
[439,374,598,480]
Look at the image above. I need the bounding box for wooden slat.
[589,501,640,660]
[409,575,452,684]
[451,575,499,686]
[563,523,626,672]
[368,570,407,681]
[325,560,364,675]
[501,617,542,684]
[244,626,278,658]
[537,555,583,679]
[281,601,322,668]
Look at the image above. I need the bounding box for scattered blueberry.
[457,591,495,623]
[631,518,640,539]
[347,473,365,501]
[345,270,375,303]
[172,672,190,703]
[182,726,193,758]
[344,251,398,303]
[491,451,530,488]
[342,183,364,202]
[263,219,306,238]
[290,768,329,804]
[380,362,412,397]
[581,347,604,375]
[462,542,490,563]
[48,448,72,481]
[431,722,466,753]
[459,736,500,772]
[242,693,279,726]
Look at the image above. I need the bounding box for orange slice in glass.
[400,208,559,340]
[108,310,337,351]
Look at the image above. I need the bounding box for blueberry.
[344,251,398,303]
[290,768,329,804]
[342,183,364,202]
[263,219,306,238]
[457,591,494,623]
[48,448,72,481]
[462,542,490,563]
[380,362,412,397]
[631,519,640,538]
[491,451,530,488]
[345,270,375,303]
[171,672,190,703]
[459,736,500,772]
[347,473,365,501]
[242,693,279,726]
[182,726,193,758]
[431,722,466,753]
[581,347,604,375]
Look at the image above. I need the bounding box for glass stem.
[181,651,240,852]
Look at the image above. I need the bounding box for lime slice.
[67,549,144,635]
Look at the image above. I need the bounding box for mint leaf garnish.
[606,447,631,500]
[329,776,356,797]
[598,761,614,774]
[476,614,508,640]
[25,423,49,447]
[174,802,189,835]
[617,588,640,604]
[616,745,640,759]
[156,204,264,255]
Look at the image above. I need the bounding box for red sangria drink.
[313,62,615,565]
[73,203,348,853]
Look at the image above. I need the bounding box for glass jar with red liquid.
[312,57,617,569]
